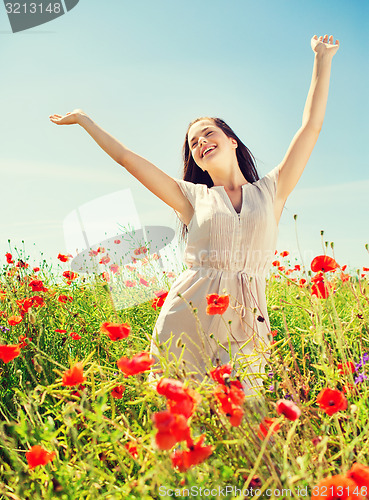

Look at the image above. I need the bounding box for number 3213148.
[5,3,62,14]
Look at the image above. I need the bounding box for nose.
[198,136,207,148]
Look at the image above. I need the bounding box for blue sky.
[0,0,368,277]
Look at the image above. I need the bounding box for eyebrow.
[189,127,212,146]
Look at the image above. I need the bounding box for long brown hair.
[177,117,260,243]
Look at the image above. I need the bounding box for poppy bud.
[28,310,36,324]
[52,477,63,492]
[350,404,358,414]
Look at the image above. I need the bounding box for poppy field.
[1,237,369,500]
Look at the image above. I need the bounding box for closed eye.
[190,131,213,150]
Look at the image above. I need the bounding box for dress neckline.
[211,183,252,217]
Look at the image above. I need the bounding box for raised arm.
[49,110,194,224]
[275,34,340,211]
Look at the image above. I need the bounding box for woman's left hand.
[311,34,339,57]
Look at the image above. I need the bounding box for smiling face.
[187,119,238,171]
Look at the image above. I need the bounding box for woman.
[50,34,339,397]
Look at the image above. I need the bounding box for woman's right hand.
[49,108,87,125]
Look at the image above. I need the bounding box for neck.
[209,159,248,190]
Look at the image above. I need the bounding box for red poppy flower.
[16,298,32,315]
[337,361,355,376]
[69,332,81,340]
[62,271,78,283]
[311,475,364,499]
[170,435,213,472]
[156,378,188,401]
[280,251,289,257]
[111,385,125,399]
[58,295,73,303]
[153,411,192,450]
[340,272,351,283]
[258,418,280,439]
[311,280,331,299]
[26,445,56,469]
[100,321,130,341]
[206,293,230,315]
[209,364,232,385]
[272,260,280,267]
[33,267,40,272]
[16,260,28,268]
[124,441,138,458]
[8,315,23,326]
[55,329,67,333]
[5,252,14,264]
[62,362,86,387]
[276,399,301,421]
[57,253,71,262]
[0,344,21,363]
[97,247,105,253]
[30,295,45,308]
[311,255,339,273]
[346,462,369,489]
[152,290,169,310]
[166,386,200,419]
[316,388,347,416]
[214,384,245,426]
[99,255,111,265]
[157,378,201,418]
[28,279,46,292]
[109,264,120,274]
[117,351,154,377]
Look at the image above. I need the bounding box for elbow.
[302,121,322,134]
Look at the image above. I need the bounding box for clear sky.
[0,0,368,277]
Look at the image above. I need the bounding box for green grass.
[0,247,368,500]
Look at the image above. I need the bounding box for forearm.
[302,52,333,130]
[78,114,128,165]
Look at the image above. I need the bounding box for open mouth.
[202,146,216,158]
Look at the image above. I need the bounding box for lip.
[201,145,216,158]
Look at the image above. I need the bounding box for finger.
[329,35,333,44]
[335,39,339,46]
[313,35,318,39]
[323,34,328,42]
[318,35,323,40]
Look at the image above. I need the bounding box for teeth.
[203,146,215,157]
